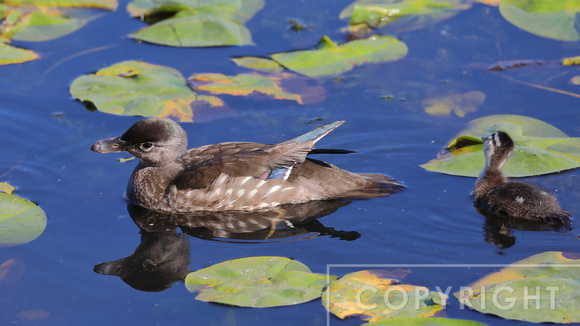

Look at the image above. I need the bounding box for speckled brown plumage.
[92,118,403,213]
[473,131,571,225]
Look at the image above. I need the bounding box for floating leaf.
[562,55,580,66]
[455,251,580,323]
[188,72,325,105]
[0,182,16,194]
[0,192,47,247]
[271,35,408,78]
[232,56,284,73]
[422,91,485,117]
[2,0,117,10]
[322,270,447,322]
[185,256,334,307]
[571,76,580,85]
[366,317,486,326]
[0,42,39,66]
[420,114,580,177]
[127,0,264,47]
[70,60,224,122]
[499,0,580,41]
[0,0,117,42]
[340,0,471,31]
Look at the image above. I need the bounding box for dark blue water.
[2,1,580,325]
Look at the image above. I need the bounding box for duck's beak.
[91,136,126,153]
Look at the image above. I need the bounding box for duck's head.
[481,131,514,169]
[91,118,188,167]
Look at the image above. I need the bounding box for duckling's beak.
[481,136,487,142]
[91,136,126,153]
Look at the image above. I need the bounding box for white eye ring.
[139,142,154,152]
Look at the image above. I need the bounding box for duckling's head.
[482,131,514,169]
[92,118,188,167]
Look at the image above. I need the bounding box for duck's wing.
[174,121,345,189]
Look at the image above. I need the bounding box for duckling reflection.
[94,231,190,292]
[128,200,360,241]
[478,208,571,251]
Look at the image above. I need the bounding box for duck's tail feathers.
[339,174,405,199]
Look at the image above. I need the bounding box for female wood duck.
[473,131,571,225]
[92,118,403,213]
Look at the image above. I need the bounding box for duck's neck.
[473,158,507,199]
[126,160,184,210]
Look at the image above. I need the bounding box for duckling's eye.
[139,142,154,151]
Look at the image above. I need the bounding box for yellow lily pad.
[322,270,446,322]
[188,72,325,105]
[0,192,47,247]
[422,91,485,117]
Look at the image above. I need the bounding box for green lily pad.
[420,114,580,177]
[340,0,471,31]
[232,56,284,73]
[188,72,325,104]
[127,0,264,47]
[271,35,408,78]
[0,43,39,65]
[69,60,224,122]
[1,0,116,42]
[322,270,447,322]
[500,0,580,41]
[0,192,47,247]
[366,317,486,326]
[455,251,580,323]
[185,256,335,307]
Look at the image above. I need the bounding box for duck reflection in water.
[477,208,571,252]
[94,200,360,291]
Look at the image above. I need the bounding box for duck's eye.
[139,142,154,151]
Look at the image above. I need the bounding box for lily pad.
[232,56,284,73]
[1,0,116,41]
[188,72,325,104]
[0,43,39,65]
[185,256,335,307]
[322,270,447,322]
[69,60,224,122]
[455,251,580,323]
[340,0,471,31]
[500,0,580,41]
[0,182,16,194]
[366,317,486,326]
[0,192,47,247]
[271,35,408,78]
[420,114,580,177]
[127,0,264,47]
[422,91,485,117]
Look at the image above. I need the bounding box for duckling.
[92,118,403,213]
[473,131,571,225]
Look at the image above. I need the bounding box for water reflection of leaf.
[422,91,485,117]
[188,72,325,105]
[127,0,264,47]
[185,256,335,307]
[366,317,486,325]
[455,251,580,323]
[69,60,225,122]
